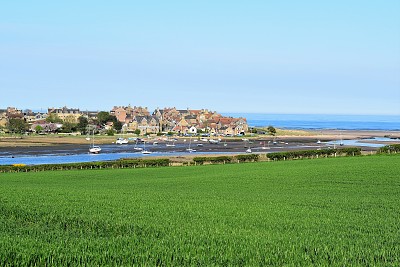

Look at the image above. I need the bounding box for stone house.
[48,106,81,123]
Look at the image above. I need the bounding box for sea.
[222,113,400,131]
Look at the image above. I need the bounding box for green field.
[1,155,399,266]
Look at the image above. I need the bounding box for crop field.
[0,155,399,266]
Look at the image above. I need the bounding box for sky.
[1,1,399,115]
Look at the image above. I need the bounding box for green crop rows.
[1,155,399,266]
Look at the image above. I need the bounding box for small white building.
[189,126,197,134]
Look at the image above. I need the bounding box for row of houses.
[1,106,249,135]
[113,106,248,136]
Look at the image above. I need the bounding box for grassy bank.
[0,155,399,265]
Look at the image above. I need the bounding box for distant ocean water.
[222,113,400,131]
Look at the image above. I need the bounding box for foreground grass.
[0,155,399,266]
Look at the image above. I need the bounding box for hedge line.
[0,158,170,173]
[377,144,400,154]
[266,147,361,161]
[0,147,363,173]
[193,154,259,165]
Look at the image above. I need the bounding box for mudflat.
[0,130,399,158]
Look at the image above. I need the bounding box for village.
[0,106,249,136]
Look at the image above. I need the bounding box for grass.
[1,155,399,265]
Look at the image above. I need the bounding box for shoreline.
[0,129,399,149]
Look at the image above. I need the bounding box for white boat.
[317,140,321,144]
[261,141,270,150]
[89,146,101,154]
[186,137,196,152]
[153,141,158,145]
[89,130,101,153]
[116,137,129,145]
[339,133,344,146]
[246,148,252,153]
[142,141,152,154]
[134,139,143,151]
[166,140,176,147]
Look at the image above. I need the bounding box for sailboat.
[85,125,91,141]
[89,129,101,154]
[186,137,196,153]
[261,141,270,150]
[142,141,152,154]
[134,139,143,151]
[116,128,129,144]
[166,139,176,147]
[339,132,344,146]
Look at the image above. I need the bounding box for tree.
[106,129,115,136]
[114,121,123,132]
[97,111,111,125]
[134,129,141,136]
[35,125,43,133]
[60,122,77,133]
[46,113,63,123]
[7,118,27,134]
[267,125,276,136]
[77,116,89,134]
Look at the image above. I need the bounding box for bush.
[377,144,400,154]
[0,158,170,173]
[193,156,233,165]
[235,154,259,162]
[266,147,361,161]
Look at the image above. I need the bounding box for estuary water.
[223,113,400,131]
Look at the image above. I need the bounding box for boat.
[186,137,196,152]
[89,130,101,154]
[246,148,252,153]
[166,140,176,147]
[134,139,143,151]
[116,137,129,145]
[153,141,158,145]
[339,133,344,146]
[317,140,321,144]
[141,142,152,154]
[261,141,270,150]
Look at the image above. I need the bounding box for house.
[188,126,197,134]
[135,116,160,134]
[111,106,127,123]
[48,106,81,123]
[0,108,7,128]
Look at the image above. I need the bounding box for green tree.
[60,122,77,133]
[97,111,110,125]
[46,113,63,123]
[114,121,123,132]
[134,129,141,136]
[77,116,89,134]
[106,129,115,136]
[267,125,276,136]
[7,119,27,134]
[35,125,43,133]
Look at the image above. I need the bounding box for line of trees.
[3,111,126,135]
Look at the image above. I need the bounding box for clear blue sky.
[1,1,399,115]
